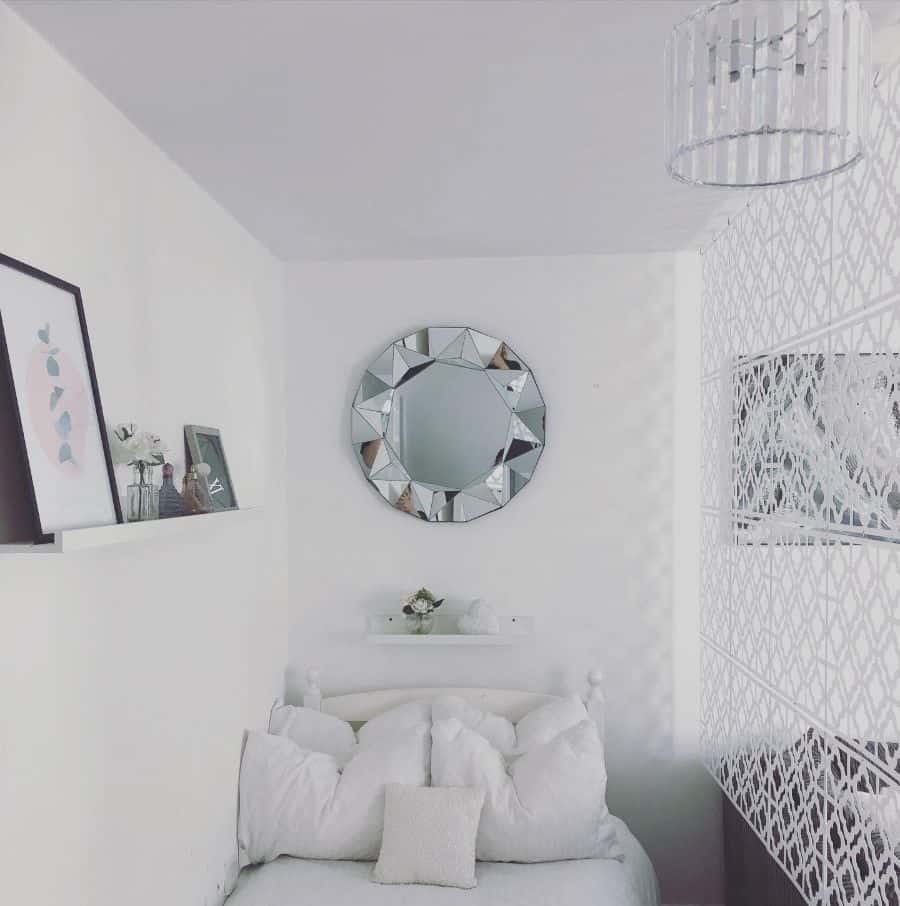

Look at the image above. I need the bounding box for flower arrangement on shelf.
[109,423,168,471]
[108,423,169,522]
[402,587,444,635]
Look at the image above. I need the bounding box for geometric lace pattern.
[702,62,900,906]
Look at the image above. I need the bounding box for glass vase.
[146,464,159,520]
[126,465,151,523]
[405,613,434,635]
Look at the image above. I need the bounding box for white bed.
[227,816,658,906]
[228,672,660,906]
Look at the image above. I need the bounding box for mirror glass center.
[388,363,508,488]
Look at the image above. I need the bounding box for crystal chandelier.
[665,0,872,187]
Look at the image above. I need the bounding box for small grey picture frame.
[184,424,238,511]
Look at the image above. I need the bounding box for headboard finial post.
[303,668,322,711]
[585,668,605,742]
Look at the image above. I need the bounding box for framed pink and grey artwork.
[0,252,121,542]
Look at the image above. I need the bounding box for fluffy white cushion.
[855,787,900,854]
[268,704,357,767]
[514,694,590,752]
[432,696,517,754]
[238,723,430,865]
[373,785,485,888]
[432,693,588,756]
[267,700,434,771]
[431,717,621,863]
[358,701,433,746]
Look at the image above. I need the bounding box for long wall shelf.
[0,506,261,555]
[365,613,533,646]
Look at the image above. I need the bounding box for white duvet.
[226,816,659,906]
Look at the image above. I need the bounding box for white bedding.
[226,816,659,906]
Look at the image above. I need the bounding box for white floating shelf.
[366,614,533,646]
[0,506,261,554]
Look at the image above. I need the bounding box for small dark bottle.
[158,462,185,518]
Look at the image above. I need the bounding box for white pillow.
[238,724,430,865]
[267,700,433,770]
[855,787,900,854]
[432,693,588,755]
[358,701,433,746]
[514,693,590,752]
[373,785,485,888]
[431,717,621,863]
[268,704,357,767]
[432,696,517,754]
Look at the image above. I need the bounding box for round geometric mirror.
[351,327,545,522]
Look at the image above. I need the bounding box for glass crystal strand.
[823,0,838,177]
[736,2,754,185]
[776,0,794,183]
[665,14,683,178]
[838,1,861,171]
[814,0,828,177]
[753,4,767,182]
[766,3,781,184]
[694,11,709,182]
[746,5,760,185]
[720,2,736,184]
[798,0,813,180]
[712,3,725,184]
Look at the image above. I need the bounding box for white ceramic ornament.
[457,598,500,635]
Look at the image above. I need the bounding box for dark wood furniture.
[723,793,807,906]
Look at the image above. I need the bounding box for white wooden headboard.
[296,668,606,738]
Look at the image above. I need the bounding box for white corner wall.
[0,7,288,906]
[286,252,721,904]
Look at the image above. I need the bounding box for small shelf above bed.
[365,614,533,646]
[0,506,261,554]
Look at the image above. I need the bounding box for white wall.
[0,7,288,906]
[286,253,722,904]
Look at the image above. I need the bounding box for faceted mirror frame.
[351,327,546,522]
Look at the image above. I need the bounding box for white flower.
[149,434,169,458]
[411,598,431,614]
[109,423,140,465]
[109,423,168,466]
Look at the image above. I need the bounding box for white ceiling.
[11,0,899,261]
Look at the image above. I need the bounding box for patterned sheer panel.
[701,62,900,906]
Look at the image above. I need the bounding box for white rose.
[150,435,169,457]
[411,598,431,614]
[109,424,136,465]
[130,433,154,463]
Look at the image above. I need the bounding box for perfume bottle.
[158,462,184,519]
[182,465,212,515]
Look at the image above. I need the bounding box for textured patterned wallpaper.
[701,62,900,906]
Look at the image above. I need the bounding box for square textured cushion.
[373,785,485,889]
[238,722,430,865]
[431,717,621,863]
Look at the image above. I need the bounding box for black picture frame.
[0,252,122,543]
[184,424,239,511]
